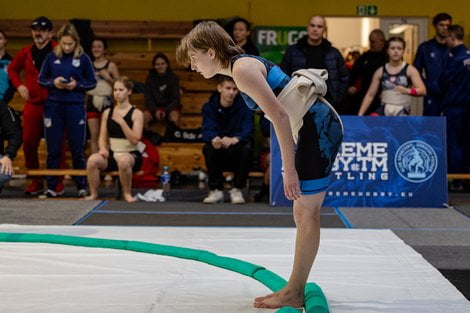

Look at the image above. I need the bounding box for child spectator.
[358,37,426,116]
[83,77,144,202]
[86,38,120,154]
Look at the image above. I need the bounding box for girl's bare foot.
[81,195,98,201]
[123,194,138,203]
[253,289,303,309]
[254,292,278,302]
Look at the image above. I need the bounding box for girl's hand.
[64,78,77,90]
[98,69,112,81]
[54,77,67,89]
[394,85,409,95]
[98,149,109,158]
[155,110,166,120]
[111,110,125,126]
[283,168,301,201]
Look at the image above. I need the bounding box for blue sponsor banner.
[270,116,447,208]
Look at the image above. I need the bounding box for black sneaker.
[39,189,59,199]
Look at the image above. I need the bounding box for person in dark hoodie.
[38,23,96,198]
[230,18,259,56]
[143,53,181,130]
[0,102,22,193]
[201,75,253,204]
[281,15,349,110]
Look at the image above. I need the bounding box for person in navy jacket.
[201,75,253,204]
[414,12,452,116]
[440,25,470,189]
[38,23,96,198]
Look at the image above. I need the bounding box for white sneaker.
[77,189,89,198]
[229,188,245,204]
[203,189,224,204]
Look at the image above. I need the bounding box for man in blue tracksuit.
[414,13,452,116]
[38,24,96,197]
[201,76,253,204]
[440,25,470,190]
[281,15,348,112]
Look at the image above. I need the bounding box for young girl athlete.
[177,21,343,309]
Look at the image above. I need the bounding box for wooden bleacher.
[3,19,218,176]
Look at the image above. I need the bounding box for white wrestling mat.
[0,225,469,313]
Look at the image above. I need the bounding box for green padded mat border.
[0,232,329,313]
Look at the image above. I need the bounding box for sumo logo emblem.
[394,140,438,183]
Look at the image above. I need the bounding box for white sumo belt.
[266,68,344,144]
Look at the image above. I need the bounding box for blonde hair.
[54,24,84,59]
[176,21,243,68]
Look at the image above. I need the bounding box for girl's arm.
[108,61,120,82]
[358,67,382,116]
[407,65,426,96]
[98,109,110,157]
[232,58,300,200]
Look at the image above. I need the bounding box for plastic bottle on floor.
[161,165,171,200]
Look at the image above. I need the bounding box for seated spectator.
[86,38,120,154]
[83,77,144,203]
[229,18,259,55]
[358,37,426,116]
[38,23,96,198]
[202,75,253,204]
[0,102,22,194]
[143,53,181,132]
[0,31,15,104]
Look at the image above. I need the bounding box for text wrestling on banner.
[270,116,447,208]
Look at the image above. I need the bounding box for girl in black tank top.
[358,37,426,116]
[83,77,144,203]
[87,38,121,155]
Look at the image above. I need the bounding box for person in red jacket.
[8,17,64,195]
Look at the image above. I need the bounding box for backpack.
[133,138,159,187]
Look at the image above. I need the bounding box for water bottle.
[161,165,171,199]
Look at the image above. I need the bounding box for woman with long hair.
[38,23,96,198]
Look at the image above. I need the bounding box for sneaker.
[203,189,224,204]
[39,189,58,199]
[25,179,44,195]
[229,188,245,204]
[77,189,89,198]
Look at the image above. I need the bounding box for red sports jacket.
[8,42,57,105]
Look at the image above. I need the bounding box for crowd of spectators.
[0,12,469,200]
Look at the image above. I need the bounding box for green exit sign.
[357,5,378,16]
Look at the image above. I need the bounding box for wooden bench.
[447,174,470,180]
[0,19,193,40]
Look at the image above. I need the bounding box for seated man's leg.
[202,143,225,203]
[228,142,252,204]
[231,142,252,189]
